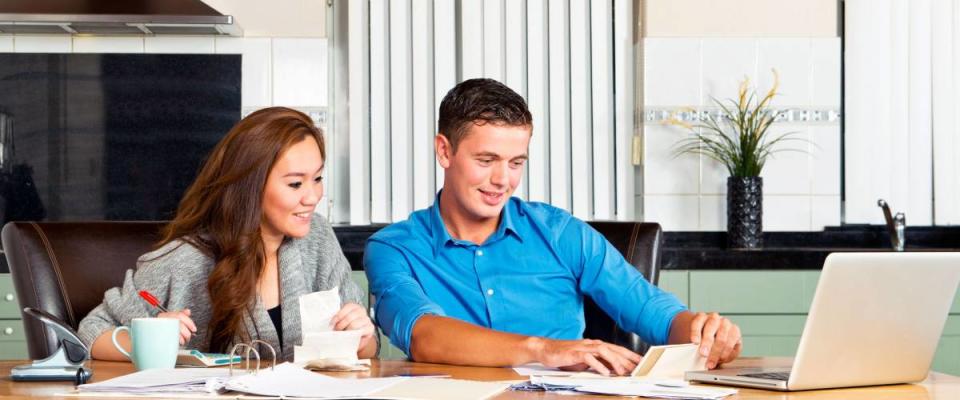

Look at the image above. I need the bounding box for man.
[365,78,742,375]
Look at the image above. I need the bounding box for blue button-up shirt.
[364,195,687,355]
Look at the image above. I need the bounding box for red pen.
[138,290,169,313]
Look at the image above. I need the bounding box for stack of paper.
[512,344,733,399]
[224,362,406,398]
[295,287,367,368]
[74,362,510,399]
[76,368,235,395]
[530,376,737,399]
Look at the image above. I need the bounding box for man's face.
[436,122,531,222]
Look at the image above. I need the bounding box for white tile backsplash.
[811,195,841,230]
[642,36,842,231]
[759,126,811,195]
[14,35,72,53]
[699,194,726,231]
[644,124,699,194]
[272,38,328,107]
[757,38,811,107]
[216,37,273,109]
[644,38,700,106]
[145,36,216,54]
[763,195,812,231]
[73,36,143,53]
[811,38,841,108]
[700,153,728,195]
[810,125,841,195]
[700,38,757,106]
[0,36,12,52]
[644,195,700,231]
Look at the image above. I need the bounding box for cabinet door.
[0,275,21,319]
[658,271,689,305]
[689,271,820,314]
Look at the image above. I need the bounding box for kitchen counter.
[335,224,960,271]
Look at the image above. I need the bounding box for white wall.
[201,0,327,38]
[643,0,838,37]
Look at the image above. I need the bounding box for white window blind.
[342,0,637,224]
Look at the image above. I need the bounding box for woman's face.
[261,135,324,243]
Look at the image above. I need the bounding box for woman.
[78,107,377,360]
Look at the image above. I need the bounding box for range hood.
[0,0,241,36]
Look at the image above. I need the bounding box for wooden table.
[0,357,957,399]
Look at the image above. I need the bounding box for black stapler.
[11,307,92,384]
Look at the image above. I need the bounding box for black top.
[266,305,282,348]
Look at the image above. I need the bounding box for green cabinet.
[658,270,960,375]
[0,274,27,360]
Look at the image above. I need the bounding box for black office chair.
[1,221,166,359]
[583,221,664,355]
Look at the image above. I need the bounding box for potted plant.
[667,70,802,249]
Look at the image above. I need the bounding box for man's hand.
[528,337,641,376]
[688,312,742,369]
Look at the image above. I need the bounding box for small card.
[631,344,707,379]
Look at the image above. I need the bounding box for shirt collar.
[428,191,525,257]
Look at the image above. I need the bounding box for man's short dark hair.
[437,78,533,152]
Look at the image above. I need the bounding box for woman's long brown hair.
[159,107,324,353]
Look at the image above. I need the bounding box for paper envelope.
[631,343,707,379]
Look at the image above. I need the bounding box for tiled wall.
[0,34,328,112]
[642,38,842,231]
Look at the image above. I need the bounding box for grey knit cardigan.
[77,218,365,361]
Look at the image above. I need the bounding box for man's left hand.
[688,312,742,369]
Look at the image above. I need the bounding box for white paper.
[295,330,363,362]
[296,288,367,364]
[632,343,708,379]
[77,368,235,394]
[225,362,407,398]
[513,363,578,377]
[299,286,342,333]
[531,376,736,399]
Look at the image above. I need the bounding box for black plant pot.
[727,176,763,249]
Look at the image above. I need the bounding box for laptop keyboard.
[739,372,791,381]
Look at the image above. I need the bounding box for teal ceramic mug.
[111,317,180,370]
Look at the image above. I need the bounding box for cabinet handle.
[3,327,12,335]
[4,294,12,302]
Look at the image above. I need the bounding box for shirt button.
[486,289,494,296]
[476,250,484,256]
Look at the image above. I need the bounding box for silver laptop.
[686,252,960,391]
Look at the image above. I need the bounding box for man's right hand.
[528,337,641,376]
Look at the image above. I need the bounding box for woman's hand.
[158,309,197,345]
[330,303,376,355]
